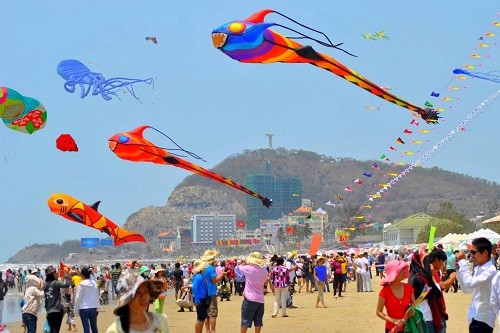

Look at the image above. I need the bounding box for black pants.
[235,281,245,295]
[47,310,64,333]
[469,319,493,333]
[333,274,344,297]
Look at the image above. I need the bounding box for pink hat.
[380,260,409,286]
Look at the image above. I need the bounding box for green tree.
[416,217,463,243]
[276,227,288,248]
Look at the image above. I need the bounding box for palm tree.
[276,227,287,249]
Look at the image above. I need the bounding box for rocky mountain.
[7,148,500,263]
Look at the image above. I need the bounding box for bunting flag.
[344,186,353,192]
[404,151,414,155]
[325,200,335,206]
[430,91,440,97]
[403,129,413,134]
[372,163,379,170]
[353,178,364,184]
[424,101,434,107]
[419,129,430,133]
[335,193,344,201]
[236,220,246,229]
[412,140,423,144]
[410,119,420,126]
[396,138,405,144]
[363,171,373,177]
[389,146,397,151]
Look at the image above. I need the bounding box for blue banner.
[100,238,113,247]
[81,238,99,248]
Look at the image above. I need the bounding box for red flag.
[236,220,246,229]
[59,262,71,278]
[403,129,413,134]
[353,178,364,184]
[344,186,353,192]
[410,119,420,126]
[389,146,397,151]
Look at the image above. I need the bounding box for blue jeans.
[79,308,98,333]
[22,313,37,333]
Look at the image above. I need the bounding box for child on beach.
[376,260,415,333]
[62,292,77,332]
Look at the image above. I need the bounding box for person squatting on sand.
[106,266,169,333]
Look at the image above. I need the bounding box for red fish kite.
[108,126,272,207]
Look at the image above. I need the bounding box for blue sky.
[1,1,498,262]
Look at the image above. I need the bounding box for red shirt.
[379,283,414,331]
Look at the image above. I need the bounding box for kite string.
[148,126,207,162]
[348,90,500,221]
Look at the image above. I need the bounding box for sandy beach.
[7,278,482,333]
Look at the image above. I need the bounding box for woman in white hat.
[106,268,169,333]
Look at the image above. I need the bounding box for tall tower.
[266,133,273,149]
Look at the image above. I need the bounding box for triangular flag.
[389,146,397,151]
[344,186,353,192]
[430,92,440,97]
[410,119,420,126]
[372,163,379,170]
[380,154,387,160]
[363,171,373,177]
[403,129,413,134]
[424,101,434,107]
[354,178,364,184]
[396,138,405,144]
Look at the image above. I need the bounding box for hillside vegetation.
[8,148,500,263]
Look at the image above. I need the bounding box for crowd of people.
[2,237,500,332]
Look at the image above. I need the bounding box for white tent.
[465,228,500,241]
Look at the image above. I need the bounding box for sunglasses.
[469,250,484,255]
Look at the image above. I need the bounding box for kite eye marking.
[228,22,246,34]
[56,198,63,204]
[118,135,130,144]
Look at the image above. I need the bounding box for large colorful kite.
[212,9,440,123]
[57,59,154,101]
[0,87,47,134]
[48,193,146,246]
[108,126,273,207]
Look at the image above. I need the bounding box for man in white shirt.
[456,237,497,333]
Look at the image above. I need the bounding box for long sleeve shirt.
[191,273,208,304]
[490,272,500,332]
[457,259,497,328]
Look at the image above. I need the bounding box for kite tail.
[112,226,146,246]
[164,155,272,208]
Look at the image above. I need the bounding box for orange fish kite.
[48,193,146,246]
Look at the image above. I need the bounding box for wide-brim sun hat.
[201,249,219,261]
[247,252,267,266]
[380,260,409,286]
[192,259,208,273]
[153,266,165,274]
[317,256,326,264]
[286,251,296,259]
[114,268,164,314]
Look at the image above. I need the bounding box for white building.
[190,212,236,244]
[383,212,440,246]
